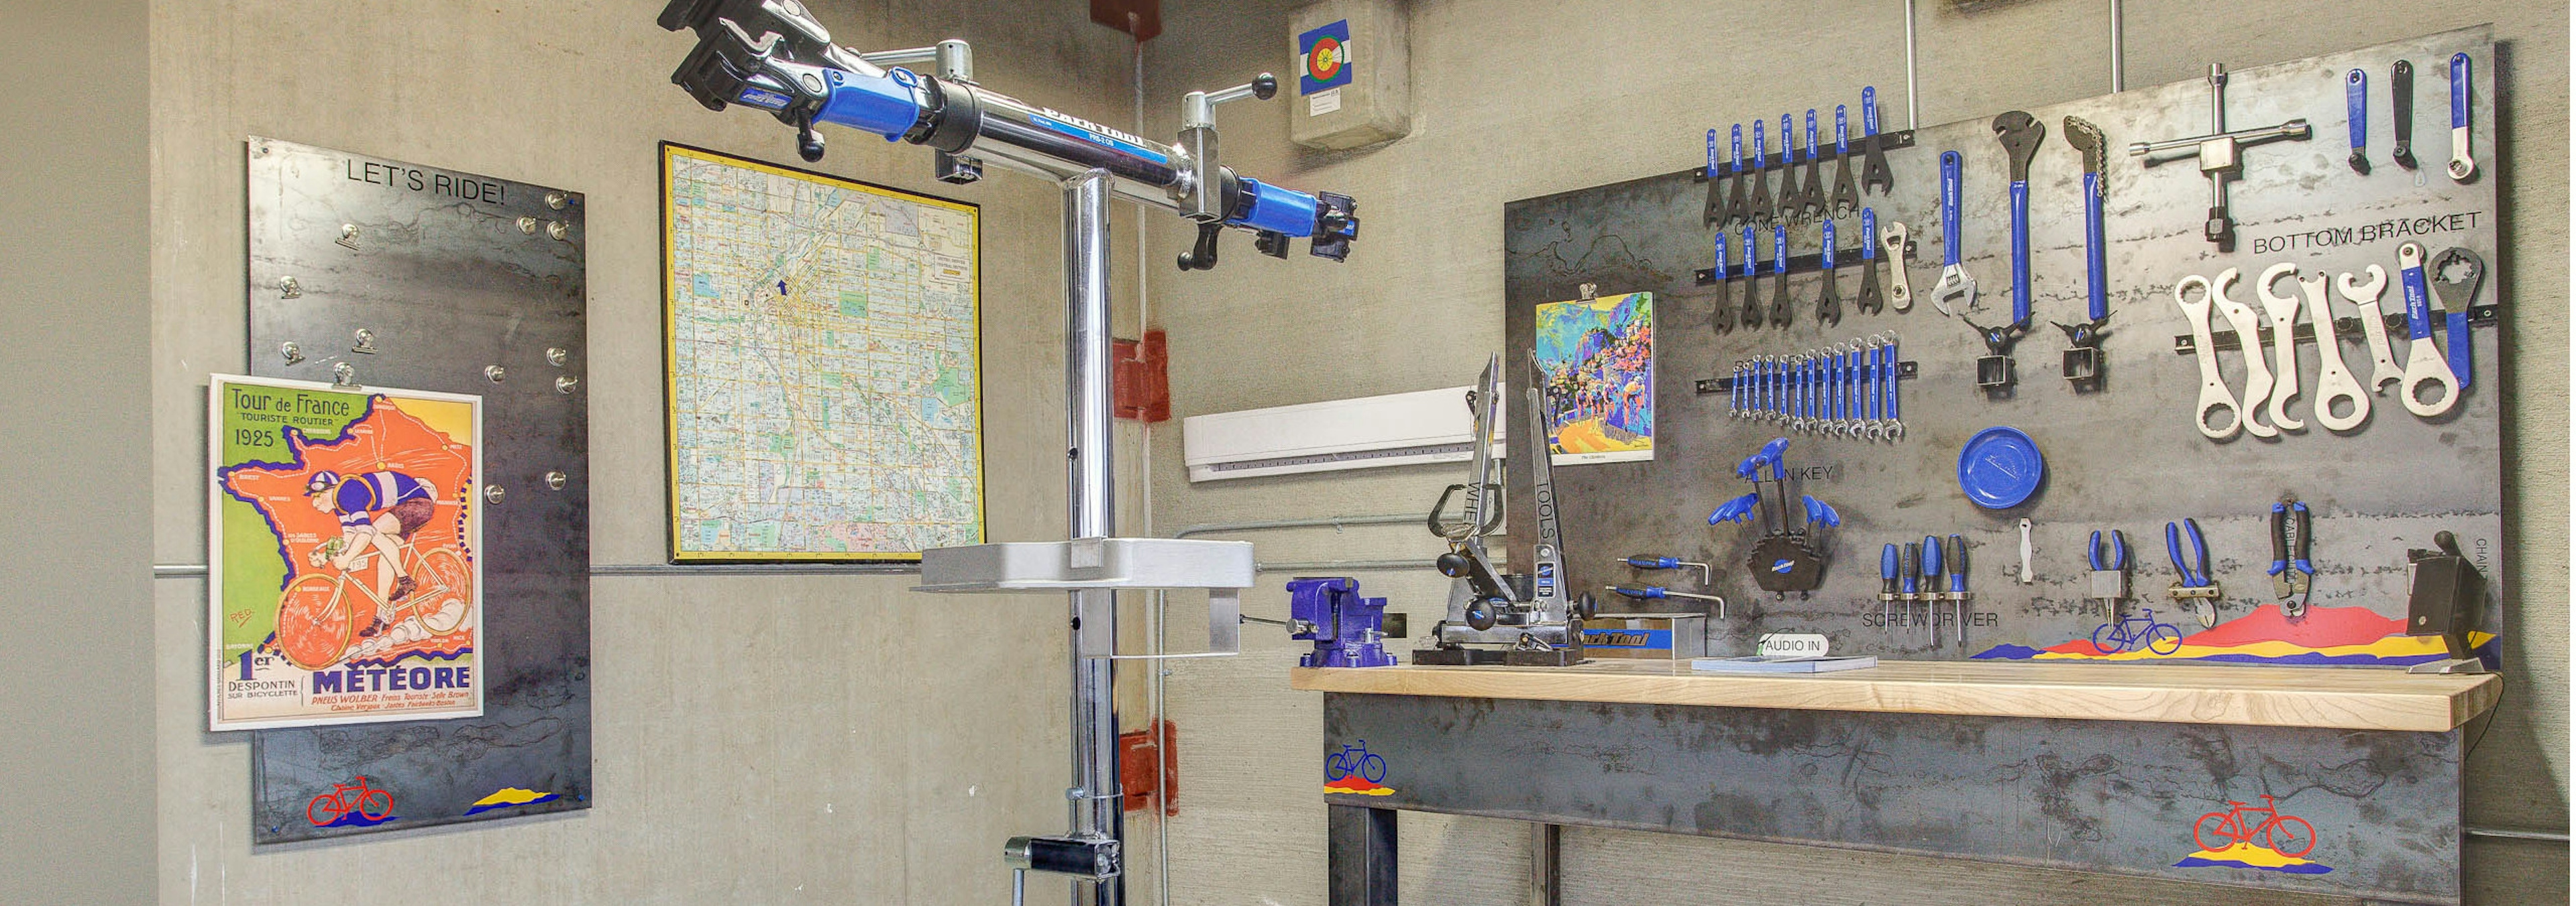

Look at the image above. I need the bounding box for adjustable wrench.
[1748,120,1774,225]
[2394,242,2461,417]
[1767,224,1792,329]
[2447,53,2477,181]
[2337,265,2403,393]
[1799,109,1827,221]
[1992,112,2043,329]
[2209,268,2277,438]
[1860,86,1894,195]
[1855,208,1885,315]
[1739,225,1764,330]
[2345,69,2370,174]
[1831,105,1860,216]
[1703,128,1731,228]
[2302,270,2371,432]
[1930,151,1976,315]
[1882,221,1914,311]
[2254,263,2307,432]
[2390,60,2418,170]
[2173,273,2243,440]
[2429,246,2485,391]
[1816,218,1842,327]
[1711,232,1736,334]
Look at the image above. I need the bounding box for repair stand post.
[1063,168,1126,906]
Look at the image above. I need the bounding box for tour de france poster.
[1534,291,1656,464]
[208,374,484,730]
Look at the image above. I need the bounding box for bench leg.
[1329,803,1397,905]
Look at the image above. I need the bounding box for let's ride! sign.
[208,374,484,729]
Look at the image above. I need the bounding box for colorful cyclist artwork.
[1534,292,1655,464]
[209,374,483,730]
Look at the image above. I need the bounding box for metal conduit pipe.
[1173,513,1424,539]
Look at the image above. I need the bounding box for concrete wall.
[0,2,158,904]
[148,1,1152,902]
[1140,1,2568,904]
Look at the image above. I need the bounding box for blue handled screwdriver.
[1879,543,1902,632]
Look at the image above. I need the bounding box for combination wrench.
[2209,268,2278,438]
[2301,270,2370,432]
[2254,263,2307,432]
[2173,273,2242,440]
[2337,265,2404,393]
[1854,207,1886,314]
[1882,220,1914,311]
[1930,151,1976,315]
[2394,242,2461,417]
[1831,105,1860,216]
[2448,53,2477,181]
[2429,246,2486,391]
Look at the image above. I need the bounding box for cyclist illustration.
[1325,740,1387,785]
[307,470,437,638]
[2091,608,2186,656]
[2193,794,2315,858]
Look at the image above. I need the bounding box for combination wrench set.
[1503,27,2506,664]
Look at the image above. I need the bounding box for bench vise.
[1287,577,1400,668]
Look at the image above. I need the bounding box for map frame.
[659,142,987,562]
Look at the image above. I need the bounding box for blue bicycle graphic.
[1325,740,1387,784]
[2092,608,2185,655]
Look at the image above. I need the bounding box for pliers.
[2164,518,2219,627]
[2087,530,2129,617]
[2269,501,2314,617]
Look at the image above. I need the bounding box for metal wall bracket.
[916,538,1250,659]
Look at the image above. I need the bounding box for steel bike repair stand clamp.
[2127,64,2311,253]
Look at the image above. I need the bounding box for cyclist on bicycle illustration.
[306,470,442,641]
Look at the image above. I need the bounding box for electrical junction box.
[1289,0,1410,150]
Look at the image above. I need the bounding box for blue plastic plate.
[1958,426,2044,509]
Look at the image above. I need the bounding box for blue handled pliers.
[2164,518,2218,627]
[2086,530,2129,617]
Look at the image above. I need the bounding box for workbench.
[1295,660,2500,905]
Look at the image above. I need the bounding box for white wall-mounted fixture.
[1182,387,1503,483]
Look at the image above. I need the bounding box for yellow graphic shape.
[2035,630,2496,663]
[1551,419,1650,455]
[2178,842,2325,871]
[470,787,554,808]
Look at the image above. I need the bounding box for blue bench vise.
[1287,577,1399,668]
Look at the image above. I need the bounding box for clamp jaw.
[657,0,1358,268]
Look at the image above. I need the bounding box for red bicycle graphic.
[307,775,394,826]
[2192,795,2314,858]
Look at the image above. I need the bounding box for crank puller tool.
[1856,208,1886,315]
[2447,53,2477,181]
[2057,116,2111,390]
[2337,265,2404,394]
[2126,64,2310,253]
[1739,225,1764,330]
[1944,533,1970,643]
[1878,544,1902,632]
[1749,119,1774,225]
[1920,535,1943,642]
[1931,150,1976,316]
[2428,246,2485,392]
[1768,224,1793,329]
[2164,517,2220,628]
[1817,219,1843,327]
[2394,242,2460,416]
[2302,270,2371,432]
[1711,232,1736,334]
[2268,499,2314,617]
[2087,530,2130,619]
[1778,114,1799,222]
[1882,220,1913,311]
[1831,105,1860,216]
[2254,263,2308,432]
[2176,301,2252,436]
[1622,555,1713,587]
[2345,68,2370,174]
[1860,86,1894,195]
[1604,585,1728,620]
[1703,128,1731,227]
[1800,109,1827,221]
[2390,60,2418,170]
[1992,111,2042,328]
[2208,268,2277,438]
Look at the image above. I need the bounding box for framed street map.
[661,143,984,561]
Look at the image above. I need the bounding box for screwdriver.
[1878,544,1901,632]
[1603,585,1727,620]
[1898,542,1921,637]
[1946,533,1970,643]
[1921,536,1943,642]
[1621,555,1713,587]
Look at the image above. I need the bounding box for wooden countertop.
[1289,659,2501,732]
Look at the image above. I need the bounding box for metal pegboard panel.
[245,136,590,841]
[1502,27,2503,663]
